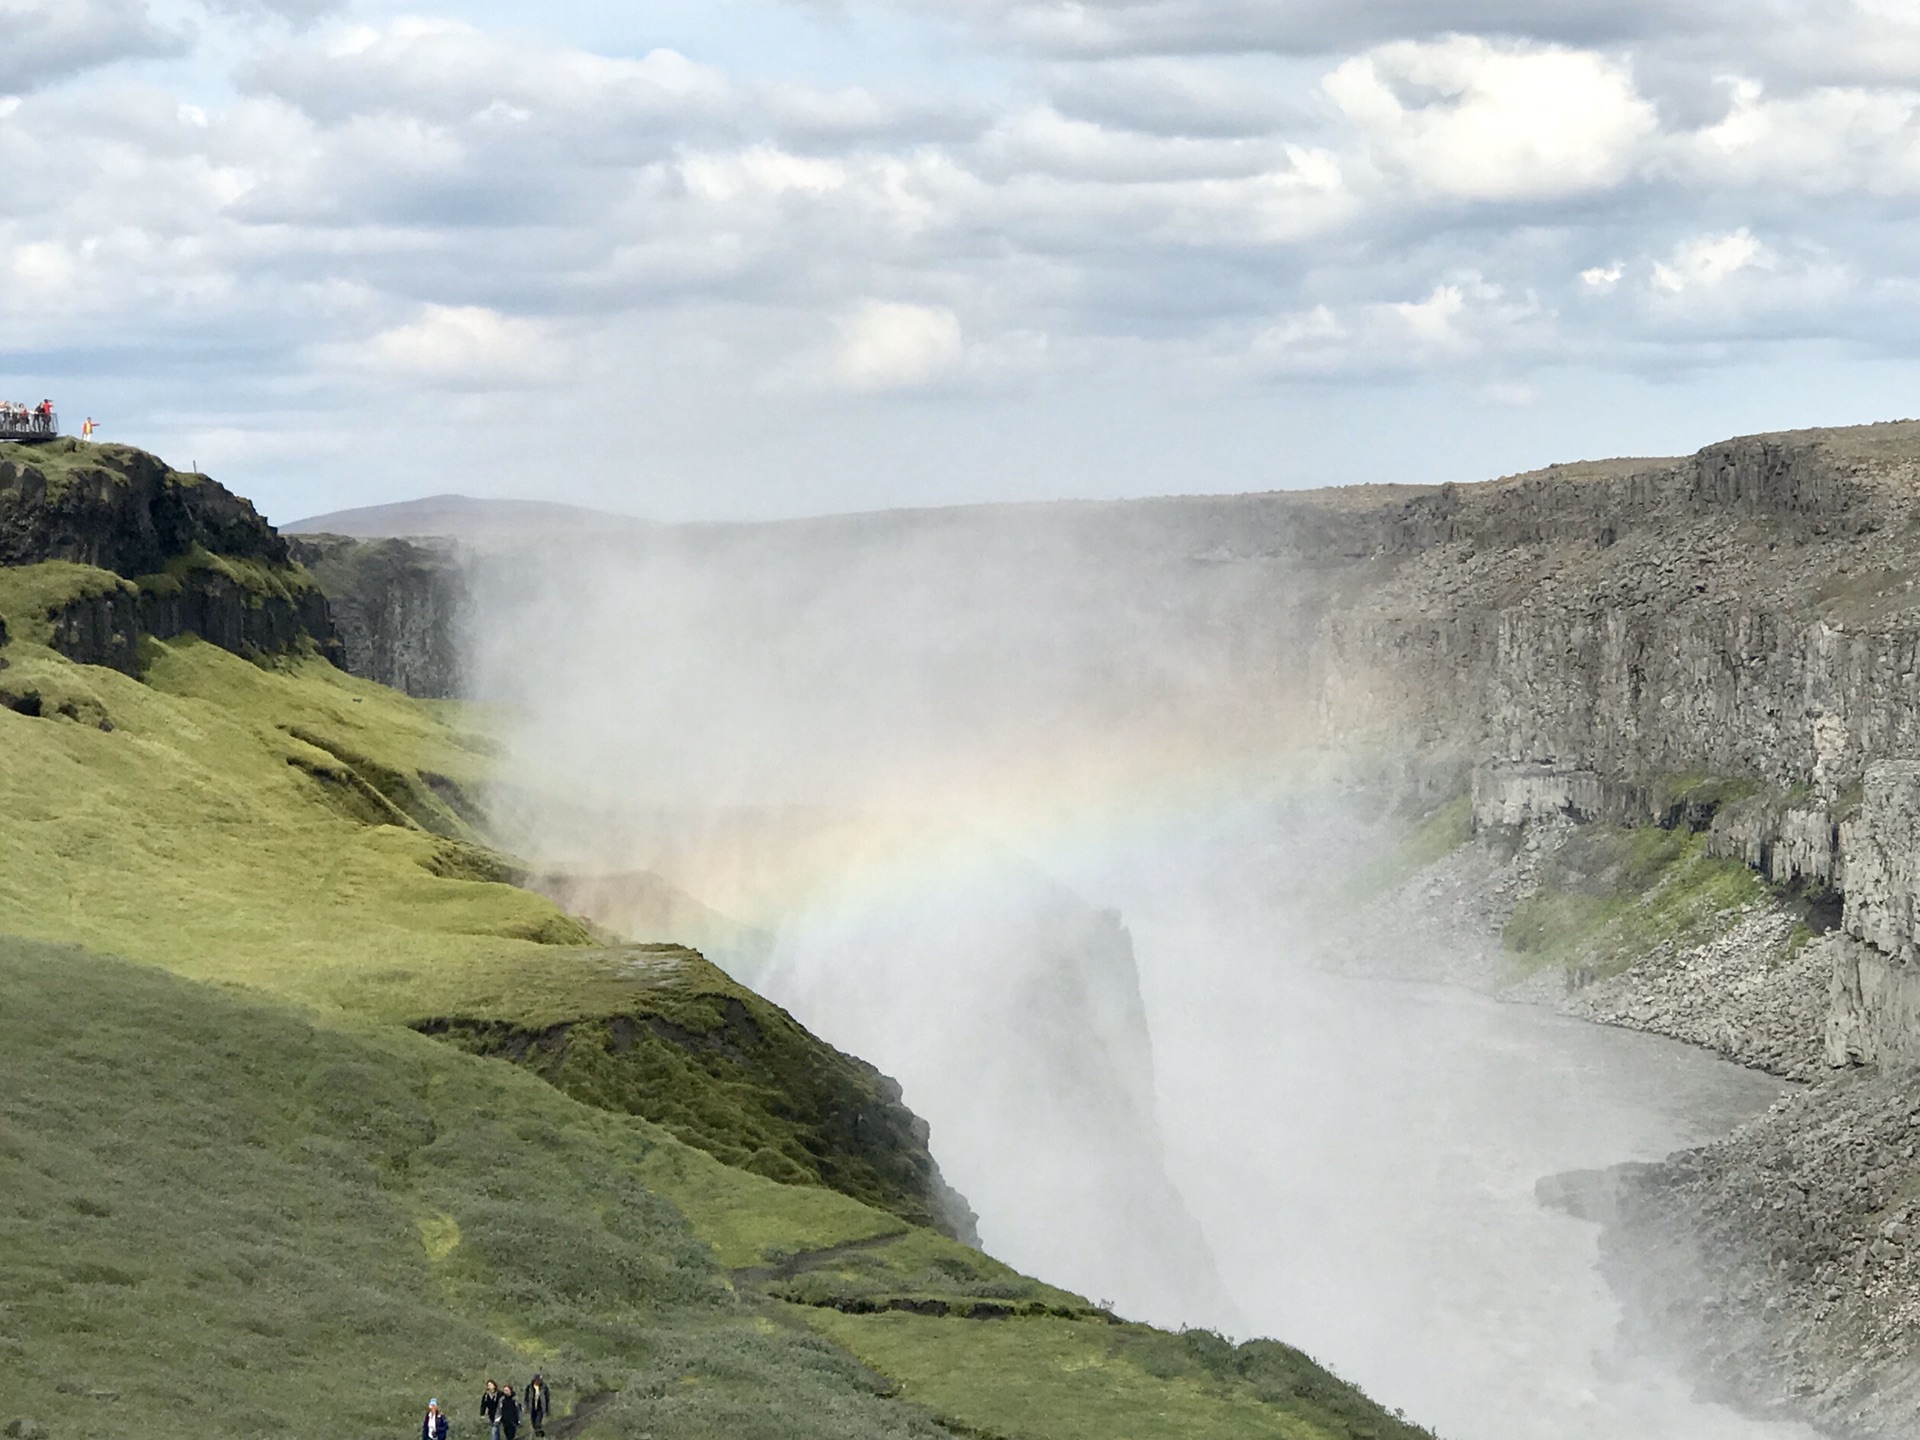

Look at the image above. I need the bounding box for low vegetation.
[1504,824,1766,978]
[421,949,974,1237]
[0,939,947,1440]
[0,561,135,647]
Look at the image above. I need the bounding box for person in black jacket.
[421,1400,449,1440]
[525,1376,550,1438]
[498,1385,522,1440]
[481,1380,503,1440]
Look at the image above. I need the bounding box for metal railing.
[0,408,58,441]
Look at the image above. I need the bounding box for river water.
[1150,965,1812,1440]
[1107,808,1825,1440]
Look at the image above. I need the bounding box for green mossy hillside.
[0,441,283,575]
[803,1312,1431,1440]
[136,544,326,612]
[0,939,947,1440]
[0,591,1436,1439]
[0,940,1433,1440]
[420,948,977,1240]
[0,632,577,1017]
[0,562,137,648]
[0,441,335,670]
[1504,824,1767,978]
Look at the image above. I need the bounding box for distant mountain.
[283,492,640,540]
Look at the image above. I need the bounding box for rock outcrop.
[0,440,290,574]
[0,440,338,672]
[288,534,466,697]
[413,944,981,1244]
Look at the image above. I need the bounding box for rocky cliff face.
[0,440,290,573]
[288,534,466,698]
[0,440,338,672]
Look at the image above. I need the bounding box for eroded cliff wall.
[0,439,338,673]
[289,534,466,698]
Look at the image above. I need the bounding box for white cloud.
[1672,78,1920,194]
[1325,36,1656,200]
[681,145,848,202]
[1651,228,1769,293]
[1241,275,1544,377]
[360,305,564,388]
[244,19,732,133]
[13,0,1920,516]
[832,301,965,390]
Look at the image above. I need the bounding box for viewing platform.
[0,406,58,442]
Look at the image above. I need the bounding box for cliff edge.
[0,439,337,671]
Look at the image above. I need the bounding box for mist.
[465,506,1818,1438]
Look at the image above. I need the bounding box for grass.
[0,939,1431,1440]
[0,562,136,646]
[0,938,953,1440]
[0,627,593,1023]
[137,545,322,608]
[798,1312,1435,1440]
[765,1224,1091,1317]
[0,438,193,491]
[1504,824,1766,977]
[0,615,964,1227]
[427,952,973,1234]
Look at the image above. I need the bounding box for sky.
[6,1,1920,523]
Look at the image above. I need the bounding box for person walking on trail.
[421,1400,449,1440]
[499,1384,522,1440]
[524,1375,550,1439]
[481,1380,503,1440]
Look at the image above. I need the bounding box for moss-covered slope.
[0,938,945,1440]
[419,949,980,1241]
[0,942,1432,1440]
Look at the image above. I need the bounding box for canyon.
[292,417,1920,1435]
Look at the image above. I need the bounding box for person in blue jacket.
[421,1400,449,1440]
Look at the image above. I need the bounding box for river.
[1111,805,1823,1440]
[1151,966,1810,1439]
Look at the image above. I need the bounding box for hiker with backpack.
[525,1376,550,1438]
